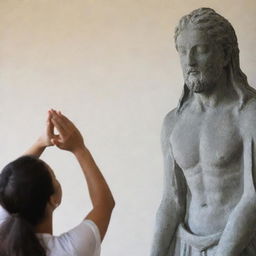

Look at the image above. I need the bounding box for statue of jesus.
[151,8,256,256]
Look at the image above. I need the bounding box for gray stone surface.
[151,8,256,256]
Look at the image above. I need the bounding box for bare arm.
[74,148,115,241]
[150,111,187,256]
[23,140,47,158]
[50,110,115,241]
[23,111,54,157]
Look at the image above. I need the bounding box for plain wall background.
[0,0,255,255]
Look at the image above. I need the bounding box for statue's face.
[176,27,226,93]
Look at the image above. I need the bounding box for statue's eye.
[196,45,209,54]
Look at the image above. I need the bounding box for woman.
[0,109,115,256]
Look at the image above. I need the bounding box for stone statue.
[150,8,256,256]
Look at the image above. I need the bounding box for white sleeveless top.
[0,206,101,256]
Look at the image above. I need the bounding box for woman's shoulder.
[0,205,101,256]
[38,220,101,256]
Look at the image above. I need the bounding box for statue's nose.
[187,50,197,66]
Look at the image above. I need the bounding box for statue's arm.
[150,110,187,256]
[215,107,256,256]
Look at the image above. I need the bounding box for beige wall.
[0,0,255,255]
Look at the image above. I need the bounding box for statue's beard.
[185,69,222,93]
[186,78,207,93]
[185,79,213,93]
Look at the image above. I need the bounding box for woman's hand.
[23,111,55,157]
[37,110,55,148]
[50,110,86,153]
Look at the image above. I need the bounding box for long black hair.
[0,155,55,256]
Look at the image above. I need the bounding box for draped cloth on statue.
[173,224,221,256]
[173,224,256,256]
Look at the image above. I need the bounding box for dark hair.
[0,155,55,256]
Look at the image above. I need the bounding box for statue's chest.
[170,112,242,170]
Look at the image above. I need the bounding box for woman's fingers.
[51,117,66,137]
[47,111,54,138]
[51,110,71,130]
[55,111,74,129]
[51,133,64,147]
[48,109,85,152]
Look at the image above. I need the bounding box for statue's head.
[175,8,236,94]
[174,8,254,112]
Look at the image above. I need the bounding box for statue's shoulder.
[239,98,256,135]
[163,108,177,127]
[241,98,256,117]
[161,108,178,138]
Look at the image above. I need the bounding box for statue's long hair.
[174,8,256,113]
